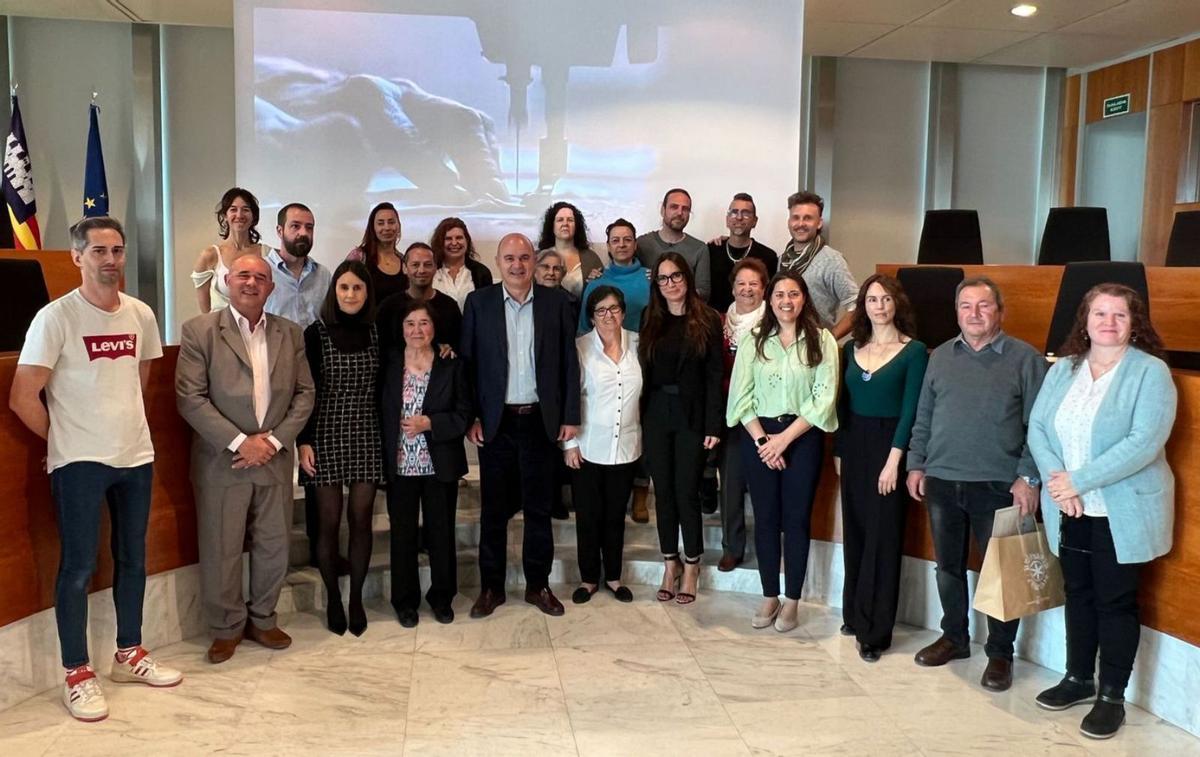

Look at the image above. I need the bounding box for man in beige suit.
[176,255,314,663]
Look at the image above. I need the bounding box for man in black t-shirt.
[706,193,778,312]
[378,242,463,352]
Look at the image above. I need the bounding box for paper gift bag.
[973,509,1065,622]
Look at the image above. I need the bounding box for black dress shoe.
[605,584,634,603]
[1080,687,1125,740]
[572,586,597,604]
[326,602,347,636]
[432,605,455,624]
[717,554,741,572]
[551,502,570,520]
[525,587,565,616]
[1036,675,1096,710]
[470,589,506,619]
[396,607,419,628]
[914,637,971,667]
[858,643,881,663]
[348,599,367,637]
[981,657,1013,692]
[839,624,855,637]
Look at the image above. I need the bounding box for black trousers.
[478,407,556,592]
[643,391,708,559]
[719,426,750,560]
[840,413,908,649]
[925,477,1020,660]
[1061,515,1142,692]
[388,474,459,611]
[572,459,638,584]
[741,420,824,599]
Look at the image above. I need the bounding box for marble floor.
[1,589,1196,757]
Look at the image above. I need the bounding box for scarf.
[724,301,765,350]
[779,233,825,275]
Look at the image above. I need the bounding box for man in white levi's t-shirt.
[9,216,182,723]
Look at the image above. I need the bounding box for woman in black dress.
[347,202,408,304]
[298,260,384,636]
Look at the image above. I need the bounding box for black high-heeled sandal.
[676,557,701,605]
[657,556,683,602]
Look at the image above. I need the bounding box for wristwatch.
[755,436,768,448]
[1021,475,1040,487]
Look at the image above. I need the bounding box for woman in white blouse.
[1027,283,1176,740]
[563,285,643,604]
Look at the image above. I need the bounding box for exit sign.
[1103,93,1131,118]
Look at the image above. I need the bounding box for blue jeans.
[50,461,153,668]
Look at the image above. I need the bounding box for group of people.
[11,186,1177,742]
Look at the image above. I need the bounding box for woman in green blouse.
[834,273,927,662]
[727,271,839,632]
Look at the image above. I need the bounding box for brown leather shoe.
[524,587,565,616]
[631,486,650,524]
[914,637,971,667]
[469,588,506,619]
[244,621,292,650]
[206,635,241,664]
[717,554,741,572]
[981,657,1013,692]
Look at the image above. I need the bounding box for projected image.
[239,0,802,261]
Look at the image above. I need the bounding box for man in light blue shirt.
[503,286,538,403]
[264,203,331,329]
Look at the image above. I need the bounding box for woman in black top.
[298,260,384,637]
[639,252,723,605]
[347,202,408,304]
[380,300,474,627]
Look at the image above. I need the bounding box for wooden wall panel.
[1085,56,1150,124]
[0,348,196,629]
[1059,75,1081,208]
[1140,103,1188,266]
[0,250,80,301]
[1151,45,1186,107]
[1182,39,1200,103]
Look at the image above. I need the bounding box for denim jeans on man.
[924,476,1019,660]
[50,461,153,668]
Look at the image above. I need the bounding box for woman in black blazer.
[639,252,724,605]
[381,299,474,626]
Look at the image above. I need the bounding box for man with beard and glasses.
[779,191,857,339]
[265,203,332,329]
[637,188,711,302]
[706,193,778,312]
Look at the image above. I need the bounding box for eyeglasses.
[592,305,623,318]
[727,209,755,218]
[655,271,685,286]
[536,263,565,274]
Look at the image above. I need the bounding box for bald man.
[461,234,581,618]
[176,254,314,663]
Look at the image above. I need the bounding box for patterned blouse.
[1053,358,1119,517]
[398,369,435,477]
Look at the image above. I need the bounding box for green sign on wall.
[1103,93,1131,118]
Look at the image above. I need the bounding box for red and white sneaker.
[63,666,108,722]
[109,646,183,688]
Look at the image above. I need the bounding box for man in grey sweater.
[905,277,1047,692]
[778,191,858,338]
[637,187,711,301]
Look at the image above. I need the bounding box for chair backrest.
[1044,261,1148,357]
[1037,207,1111,265]
[0,258,51,352]
[1165,210,1200,267]
[917,209,983,265]
[895,266,965,348]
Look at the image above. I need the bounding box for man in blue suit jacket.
[461,233,581,618]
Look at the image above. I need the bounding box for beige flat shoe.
[774,599,800,633]
[752,599,782,629]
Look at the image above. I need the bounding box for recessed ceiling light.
[1011,3,1038,17]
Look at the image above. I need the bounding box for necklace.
[859,339,903,382]
[725,240,752,263]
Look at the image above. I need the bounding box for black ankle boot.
[326,597,347,636]
[1035,674,1095,710]
[1079,684,1125,739]
[348,596,367,637]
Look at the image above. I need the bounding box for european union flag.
[83,103,108,218]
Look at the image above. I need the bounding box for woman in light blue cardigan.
[1027,283,1176,740]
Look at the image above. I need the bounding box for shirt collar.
[954,329,1008,354]
[267,247,317,277]
[231,306,267,334]
[503,284,535,306]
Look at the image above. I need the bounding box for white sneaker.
[109,647,183,688]
[63,667,109,722]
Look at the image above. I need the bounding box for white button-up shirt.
[1054,358,1119,517]
[563,328,643,465]
[227,307,282,453]
[433,266,476,312]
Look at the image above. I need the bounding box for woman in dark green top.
[834,274,927,662]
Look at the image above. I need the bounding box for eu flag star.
[85,197,96,209]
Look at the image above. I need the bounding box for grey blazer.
[176,307,315,487]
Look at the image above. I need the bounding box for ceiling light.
[1011,4,1038,17]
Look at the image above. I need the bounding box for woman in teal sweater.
[578,218,650,334]
[1027,283,1176,740]
[834,274,927,662]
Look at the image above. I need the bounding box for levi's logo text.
[83,334,137,361]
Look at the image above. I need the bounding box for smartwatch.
[755,436,768,448]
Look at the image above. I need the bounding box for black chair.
[0,259,50,352]
[917,210,984,265]
[1044,261,1148,357]
[896,266,964,348]
[1165,210,1200,267]
[1037,207,1111,265]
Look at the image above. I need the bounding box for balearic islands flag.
[2,95,42,249]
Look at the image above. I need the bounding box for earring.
[1082,330,1089,340]
[1131,332,1138,342]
